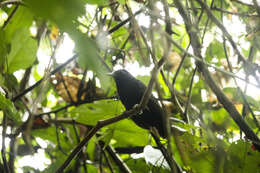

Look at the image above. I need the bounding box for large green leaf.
[224,140,260,173]
[69,100,124,125]
[32,127,57,144]
[84,0,108,5]
[205,39,227,65]
[72,30,110,89]
[111,119,149,146]
[189,150,216,173]
[25,0,110,88]
[32,126,76,152]
[4,6,34,41]
[24,0,85,31]
[0,93,20,123]
[6,28,37,73]
[69,100,149,145]
[0,30,8,71]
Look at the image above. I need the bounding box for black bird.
[111,69,166,138]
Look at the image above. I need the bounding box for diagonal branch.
[174,0,260,145]
[108,9,143,35]
[163,32,260,89]
[12,54,78,102]
[195,0,246,64]
[1,114,10,173]
[55,57,165,173]
[99,141,131,173]
[55,107,138,173]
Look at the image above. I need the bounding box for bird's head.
[109,69,134,83]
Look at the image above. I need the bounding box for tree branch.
[195,0,246,64]
[12,54,78,102]
[174,0,260,145]
[55,57,165,172]
[99,141,132,173]
[1,114,10,173]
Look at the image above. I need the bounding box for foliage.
[0,0,260,172]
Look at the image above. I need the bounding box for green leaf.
[42,152,67,173]
[69,99,149,146]
[224,140,260,173]
[210,107,239,132]
[0,30,8,71]
[84,0,108,5]
[189,150,216,173]
[2,74,19,91]
[0,74,3,86]
[6,28,37,73]
[69,100,124,125]
[205,39,226,65]
[33,126,76,153]
[32,127,57,144]
[73,32,99,70]
[25,0,110,88]
[73,31,110,89]
[24,0,85,31]
[111,119,149,146]
[4,6,34,41]
[0,93,20,123]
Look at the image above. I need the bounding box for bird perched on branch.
[111,69,166,138]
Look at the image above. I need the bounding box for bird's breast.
[117,86,142,110]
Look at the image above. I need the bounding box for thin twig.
[108,9,143,35]
[1,114,10,173]
[195,0,247,64]
[36,103,74,116]
[35,96,117,117]
[212,7,258,17]
[162,0,173,34]
[164,33,260,89]
[238,87,260,129]
[99,141,131,173]
[174,0,260,145]
[102,149,115,173]
[2,5,19,29]
[252,0,260,16]
[151,132,182,173]
[8,134,16,173]
[56,57,165,172]
[105,145,131,173]
[55,108,136,173]
[154,82,179,172]
[12,54,78,102]
[72,121,88,172]
[184,66,197,123]
[77,69,88,101]
[59,73,75,103]
[230,0,254,7]
[160,0,176,167]
[172,44,190,86]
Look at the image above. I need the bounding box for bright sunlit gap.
[56,33,75,64]
[17,149,51,172]
[0,127,11,149]
[221,15,260,98]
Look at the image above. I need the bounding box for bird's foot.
[133,104,143,115]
